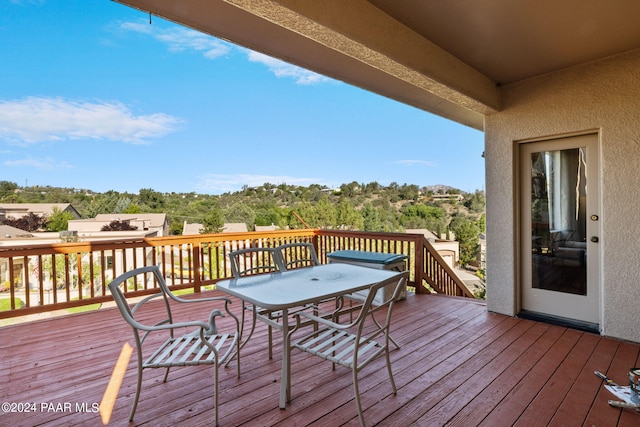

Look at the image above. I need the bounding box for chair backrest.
[107,265,174,336]
[228,247,284,278]
[276,242,320,270]
[353,271,409,337]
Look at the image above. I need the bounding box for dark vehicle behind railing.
[0,229,473,319]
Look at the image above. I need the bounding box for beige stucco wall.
[484,48,640,342]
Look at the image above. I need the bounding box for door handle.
[591,236,599,243]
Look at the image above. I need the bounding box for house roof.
[183,222,204,235]
[114,0,640,130]
[0,224,33,238]
[93,213,167,228]
[0,203,80,218]
[222,223,248,233]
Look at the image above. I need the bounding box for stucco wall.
[484,49,640,342]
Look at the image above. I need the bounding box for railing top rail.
[0,229,321,257]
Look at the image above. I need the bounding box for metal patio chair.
[228,247,285,359]
[108,265,240,426]
[275,242,320,270]
[289,271,408,427]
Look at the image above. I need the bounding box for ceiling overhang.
[114,0,500,130]
[113,0,640,132]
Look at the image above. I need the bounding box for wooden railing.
[0,229,473,319]
[316,230,475,298]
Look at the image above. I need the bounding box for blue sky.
[0,1,485,195]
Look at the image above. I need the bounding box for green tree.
[336,199,363,230]
[223,202,256,228]
[476,213,486,233]
[202,210,224,233]
[0,180,18,199]
[449,216,480,265]
[400,204,446,232]
[46,207,75,232]
[139,188,165,210]
[464,190,486,213]
[84,191,120,217]
[293,202,318,228]
[361,202,382,231]
[315,195,337,228]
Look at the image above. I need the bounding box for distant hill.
[0,181,485,236]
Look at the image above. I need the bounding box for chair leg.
[353,368,365,427]
[225,304,256,369]
[267,310,275,359]
[385,345,397,395]
[214,360,219,426]
[268,323,273,359]
[129,366,144,421]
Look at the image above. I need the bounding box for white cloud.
[247,51,331,85]
[396,159,437,167]
[197,173,320,194]
[0,97,181,144]
[120,21,231,60]
[119,20,330,85]
[4,157,73,170]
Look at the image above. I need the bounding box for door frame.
[515,131,602,332]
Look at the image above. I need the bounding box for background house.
[68,213,169,236]
[0,203,80,222]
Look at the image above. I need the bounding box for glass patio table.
[216,262,400,409]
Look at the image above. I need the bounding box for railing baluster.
[0,229,474,318]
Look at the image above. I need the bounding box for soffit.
[113,0,640,130]
[369,0,640,85]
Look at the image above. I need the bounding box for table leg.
[279,307,289,409]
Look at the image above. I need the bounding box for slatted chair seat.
[145,332,237,368]
[290,271,408,427]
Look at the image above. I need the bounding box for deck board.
[1,292,639,426]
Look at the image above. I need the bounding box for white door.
[519,134,600,327]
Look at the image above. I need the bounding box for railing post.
[193,244,202,293]
[414,235,426,294]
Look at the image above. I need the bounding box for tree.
[464,190,486,213]
[46,207,75,232]
[361,203,382,231]
[2,213,48,232]
[0,180,18,199]
[139,188,165,210]
[202,210,224,233]
[315,195,337,228]
[85,191,120,217]
[400,204,446,232]
[223,202,256,228]
[449,216,480,266]
[336,199,363,230]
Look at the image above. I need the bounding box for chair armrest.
[131,318,212,333]
[166,292,233,305]
[295,310,355,331]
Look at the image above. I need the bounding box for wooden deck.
[1,292,639,426]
